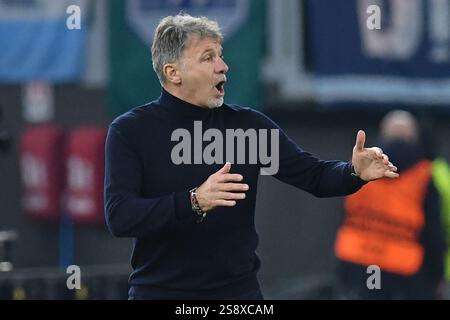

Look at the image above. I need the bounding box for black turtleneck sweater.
[104,88,365,299]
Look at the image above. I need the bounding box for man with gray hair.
[104,14,398,300]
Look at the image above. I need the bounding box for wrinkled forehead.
[183,34,223,57]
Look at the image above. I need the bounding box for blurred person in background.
[420,115,450,299]
[104,14,398,300]
[334,110,446,299]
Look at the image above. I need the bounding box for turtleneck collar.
[158,87,220,120]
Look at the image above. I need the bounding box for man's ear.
[163,64,182,85]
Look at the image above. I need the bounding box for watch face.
[190,189,202,212]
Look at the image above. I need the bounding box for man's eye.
[204,56,212,62]
[220,55,225,60]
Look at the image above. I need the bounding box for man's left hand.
[352,130,399,182]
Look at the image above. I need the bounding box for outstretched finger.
[355,130,366,152]
[385,170,399,179]
[388,163,397,171]
[214,199,237,207]
[221,183,249,192]
[217,174,244,183]
[218,192,246,200]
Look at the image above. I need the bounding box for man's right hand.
[195,162,249,212]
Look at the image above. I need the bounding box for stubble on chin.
[207,97,224,109]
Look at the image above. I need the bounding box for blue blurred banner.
[0,0,88,83]
[307,0,450,78]
[304,0,450,105]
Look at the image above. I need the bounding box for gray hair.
[151,14,223,84]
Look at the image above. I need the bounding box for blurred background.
[0,0,449,300]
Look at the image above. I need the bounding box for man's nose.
[215,57,229,74]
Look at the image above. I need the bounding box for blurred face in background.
[175,35,229,109]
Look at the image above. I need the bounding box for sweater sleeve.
[104,123,195,238]
[253,109,366,197]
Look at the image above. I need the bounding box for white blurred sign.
[22,82,54,123]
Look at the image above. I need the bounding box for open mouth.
[215,81,225,96]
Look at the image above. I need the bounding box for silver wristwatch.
[189,188,207,223]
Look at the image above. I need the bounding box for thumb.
[355,130,366,152]
[217,162,231,174]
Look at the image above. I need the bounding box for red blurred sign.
[20,125,64,221]
[65,127,106,224]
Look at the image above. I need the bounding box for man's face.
[177,35,229,109]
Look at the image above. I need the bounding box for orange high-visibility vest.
[335,160,432,276]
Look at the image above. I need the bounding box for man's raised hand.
[195,162,249,212]
[352,130,399,182]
